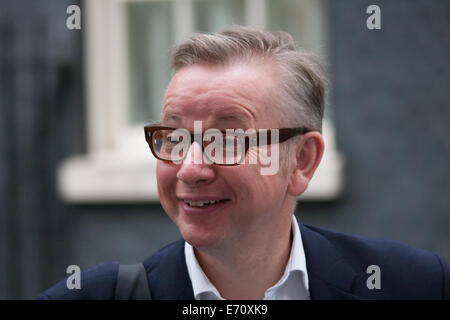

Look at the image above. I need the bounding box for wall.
[300,0,450,259]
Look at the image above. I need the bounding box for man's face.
[156,62,296,249]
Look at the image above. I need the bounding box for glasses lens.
[152,129,190,161]
[203,132,244,165]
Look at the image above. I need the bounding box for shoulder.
[37,239,188,300]
[301,224,450,299]
[141,239,194,300]
[142,238,185,272]
[142,239,186,280]
[37,262,119,300]
[304,224,437,262]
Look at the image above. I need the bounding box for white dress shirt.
[184,215,310,300]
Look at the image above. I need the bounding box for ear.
[287,132,325,197]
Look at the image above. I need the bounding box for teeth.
[184,200,221,207]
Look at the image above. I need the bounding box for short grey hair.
[171,25,327,133]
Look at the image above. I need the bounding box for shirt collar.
[184,215,309,299]
[270,214,309,291]
[185,239,224,299]
[291,214,309,289]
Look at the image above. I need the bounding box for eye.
[224,136,236,145]
[166,133,182,144]
[223,135,240,150]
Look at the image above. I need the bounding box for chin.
[179,223,224,249]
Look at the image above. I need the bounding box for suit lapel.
[147,239,195,300]
[299,224,363,300]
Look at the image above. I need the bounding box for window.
[58,0,344,202]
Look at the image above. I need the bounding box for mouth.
[183,199,229,208]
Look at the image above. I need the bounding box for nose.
[176,141,215,186]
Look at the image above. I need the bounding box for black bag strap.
[115,263,152,300]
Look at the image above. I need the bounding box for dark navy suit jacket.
[37,224,450,300]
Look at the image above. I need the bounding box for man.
[38,26,449,300]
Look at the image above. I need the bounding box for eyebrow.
[214,112,251,125]
[161,112,181,123]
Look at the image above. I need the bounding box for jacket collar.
[147,239,195,300]
[299,223,362,299]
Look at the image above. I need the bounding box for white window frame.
[57,0,344,203]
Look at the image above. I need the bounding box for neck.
[194,212,294,300]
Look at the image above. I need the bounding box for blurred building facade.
[0,0,449,299]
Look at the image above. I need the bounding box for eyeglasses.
[144,124,310,166]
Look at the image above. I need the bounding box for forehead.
[162,62,279,128]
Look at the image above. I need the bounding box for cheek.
[231,164,273,199]
[156,162,177,202]
[237,164,287,201]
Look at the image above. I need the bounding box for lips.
[177,196,231,215]
[183,199,227,207]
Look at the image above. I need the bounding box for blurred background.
[0,0,449,299]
